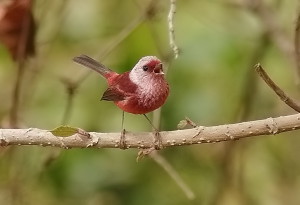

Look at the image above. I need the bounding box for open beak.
[154,63,164,74]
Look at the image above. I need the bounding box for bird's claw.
[119,129,127,149]
[154,131,162,150]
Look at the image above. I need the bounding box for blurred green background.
[1,0,300,204]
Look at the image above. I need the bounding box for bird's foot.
[153,130,163,150]
[119,129,127,149]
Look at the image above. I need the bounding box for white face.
[129,56,164,87]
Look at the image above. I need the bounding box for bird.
[73,54,169,148]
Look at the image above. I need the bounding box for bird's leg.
[143,114,162,150]
[119,111,126,149]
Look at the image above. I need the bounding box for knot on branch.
[265,117,279,134]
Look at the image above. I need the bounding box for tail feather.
[73,54,113,78]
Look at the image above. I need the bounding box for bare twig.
[255,64,300,112]
[1,113,300,148]
[168,0,179,59]
[185,117,197,128]
[149,151,195,200]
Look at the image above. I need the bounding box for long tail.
[73,54,113,78]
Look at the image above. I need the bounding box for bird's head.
[129,56,165,84]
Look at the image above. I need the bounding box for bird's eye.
[142,65,148,71]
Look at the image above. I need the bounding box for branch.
[168,0,179,59]
[1,113,300,148]
[255,64,300,112]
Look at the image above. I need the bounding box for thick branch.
[1,113,300,149]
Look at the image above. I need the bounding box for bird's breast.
[115,77,169,114]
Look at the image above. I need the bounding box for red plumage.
[73,55,169,114]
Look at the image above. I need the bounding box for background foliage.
[1,0,300,204]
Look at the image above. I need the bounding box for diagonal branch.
[1,113,300,148]
[255,64,300,112]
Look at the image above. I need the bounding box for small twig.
[177,117,198,129]
[149,151,195,200]
[168,0,179,59]
[255,64,300,112]
[185,117,197,128]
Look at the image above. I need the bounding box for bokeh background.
[1,0,300,204]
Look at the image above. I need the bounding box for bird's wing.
[101,87,126,101]
[101,72,137,101]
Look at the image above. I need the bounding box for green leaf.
[50,126,78,137]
